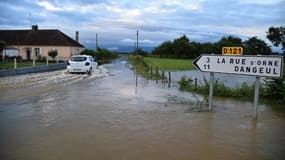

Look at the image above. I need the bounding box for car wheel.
[88,68,92,75]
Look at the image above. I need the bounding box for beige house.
[0,25,84,60]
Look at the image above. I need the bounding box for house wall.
[9,45,84,60]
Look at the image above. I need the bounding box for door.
[26,48,31,60]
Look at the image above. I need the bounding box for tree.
[188,42,199,58]
[0,41,6,61]
[81,49,96,56]
[133,48,148,56]
[263,26,285,104]
[198,42,216,55]
[215,35,243,54]
[82,48,118,62]
[152,41,173,58]
[243,37,272,55]
[266,26,285,53]
[218,35,242,46]
[0,41,5,52]
[172,35,191,58]
[48,50,58,59]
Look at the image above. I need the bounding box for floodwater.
[0,58,285,160]
[169,70,257,87]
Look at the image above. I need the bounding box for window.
[71,57,87,62]
[34,48,41,57]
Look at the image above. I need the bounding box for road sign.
[222,47,243,55]
[193,54,283,78]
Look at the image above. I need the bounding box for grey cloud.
[1,0,284,49]
[0,1,44,27]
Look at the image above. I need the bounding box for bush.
[179,76,193,89]
[48,50,58,59]
[80,48,118,63]
[262,77,285,103]
[80,49,96,56]
[133,48,148,56]
[37,55,47,62]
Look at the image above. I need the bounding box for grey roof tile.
[0,29,84,47]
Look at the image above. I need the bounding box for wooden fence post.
[156,66,158,83]
[168,72,171,88]
[14,58,17,69]
[162,71,165,84]
[195,78,197,90]
[150,66,153,79]
[33,58,35,67]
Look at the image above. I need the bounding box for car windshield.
[71,57,87,62]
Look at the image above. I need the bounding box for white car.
[67,55,98,74]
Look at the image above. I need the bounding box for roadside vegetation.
[80,47,118,64]
[179,76,255,99]
[178,70,285,104]
[128,55,153,79]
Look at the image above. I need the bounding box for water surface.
[0,59,284,160]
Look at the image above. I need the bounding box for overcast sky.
[0,0,284,51]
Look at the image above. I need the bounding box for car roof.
[71,55,91,58]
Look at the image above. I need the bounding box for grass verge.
[128,55,163,79]
[0,61,56,70]
[143,57,195,70]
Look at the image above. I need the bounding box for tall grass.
[128,55,164,79]
[179,76,255,99]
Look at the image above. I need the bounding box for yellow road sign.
[222,47,243,55]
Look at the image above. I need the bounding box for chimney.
[75,31,79,42]
[32,25,38,31]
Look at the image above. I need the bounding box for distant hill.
[85,44,154,54]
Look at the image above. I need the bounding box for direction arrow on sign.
[193,54,283,78]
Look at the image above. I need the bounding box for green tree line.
[152,35,273,58]
[151,26,285,58]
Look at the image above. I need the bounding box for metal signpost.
[193,54,283,119]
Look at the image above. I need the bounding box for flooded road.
[1,59,285,160]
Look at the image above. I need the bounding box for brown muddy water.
[0,59,285,160]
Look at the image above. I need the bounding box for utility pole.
[136,30,139,55]
[96,33,98,51]
[136,30,139,50]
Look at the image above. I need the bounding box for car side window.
[90,57,94,62]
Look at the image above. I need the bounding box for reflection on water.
[0,59,285,160]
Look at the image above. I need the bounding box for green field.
[143,57,195,70]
